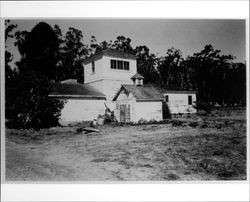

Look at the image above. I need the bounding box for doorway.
[120,104,130,122]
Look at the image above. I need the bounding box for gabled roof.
[113,84,164,101]
[49,81,106,99]
[131,73,144,80]
[83,48,137,64]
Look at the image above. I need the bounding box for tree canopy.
[6,21,64,129]
[5,20,246,128]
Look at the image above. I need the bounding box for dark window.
[118,61,123,69]
[111,60,116,69]
[92,61,95,73]
[188,95,192,105]
[124,61,129,70]
[165,95,169,103]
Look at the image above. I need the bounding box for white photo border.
[1,1,249,202]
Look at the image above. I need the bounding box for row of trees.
[5,21,246,128]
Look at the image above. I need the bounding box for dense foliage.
[5,21,64,129]
[5,20,246,128]
[6,72,64,129]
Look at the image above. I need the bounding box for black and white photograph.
[1,1,249,202]
[4,18,247,181]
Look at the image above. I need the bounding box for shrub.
[5,71,64,129]
[138,118,148,124]
[162,101,171,119]
[171,119,184,127]
[188,121,199,128]
[195,100,212,113]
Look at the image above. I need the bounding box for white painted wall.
[84,57,104,83]
[102,55,137,80]
[85,55,136,103]
[114,89,163,122]
[84,55,137,84]
[103,79,133,101]
[59,99,106,125]
[114,91,137,122]
[164,93,197,114]
[135,101,163,122]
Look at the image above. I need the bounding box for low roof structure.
[113,84,165,102]
[162,90,197,94]
[155,86,197,94]
[49,80,106,99]
[83,48,137,65]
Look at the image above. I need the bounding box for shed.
[49,79,106,125]
[162,90,197,114]
[113,85,164,122]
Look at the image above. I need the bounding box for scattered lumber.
[83,127,100,133]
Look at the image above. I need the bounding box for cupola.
[131,73,144,86]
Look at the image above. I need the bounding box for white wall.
[102,55,137,80]
[114,91,137,122]
[59,99,106,125]
[84,55,137,84]
[164,93,197,114]
[135,101,163,122]
[114,89,163,122]
[84,55,137,103]
[103,79,133,101]
[84,57,104,83]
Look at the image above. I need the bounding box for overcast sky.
[6,19,246,67]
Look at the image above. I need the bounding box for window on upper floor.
[124,61,129,70]
[92,61,95,73]
[165,95,169,103]
[188,95,192,105]
[110,59,130,70]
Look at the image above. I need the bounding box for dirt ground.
[5,108,247,181]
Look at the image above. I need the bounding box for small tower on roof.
[131,73,144,86]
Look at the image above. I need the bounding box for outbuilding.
[49,79,106,125]
[113,84,164,123]
[162,90,197,114]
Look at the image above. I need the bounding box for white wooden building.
[113,83,164,122]
[83,49,137,103]
[163,90,197,114]
[50,48,197,124]
[49,79,106,125]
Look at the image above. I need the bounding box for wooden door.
[120,104,130,122]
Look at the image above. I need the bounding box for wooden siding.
[59,99,105,125]
[163,93,197,114]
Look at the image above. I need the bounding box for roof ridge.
[113,84,164,101]
[83,48,137,64]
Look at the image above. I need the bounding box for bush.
[171,119,184,127]
[195,100,212,113]
[162,101,171,119]
[188,121,199,128]
[5,71,65,129]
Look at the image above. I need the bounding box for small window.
[188,95,192,105]
[165,95,169,103]
[111,60,116,69]
[118,61,123,69]
[124,61,129,70]
[92,61,95,73]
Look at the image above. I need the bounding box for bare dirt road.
[5,108,246,181]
